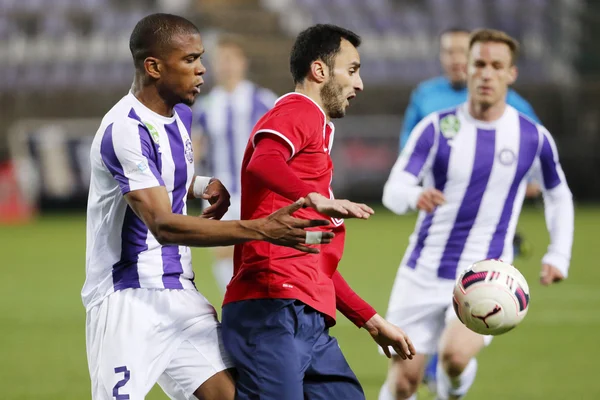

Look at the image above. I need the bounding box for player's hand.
[416,188,446,213]
[200,179,231,220]
[525,182,542,199]
[540,263,564,286]
[363,314,415,360]
[304,192,374,219]
[259,198,335,254]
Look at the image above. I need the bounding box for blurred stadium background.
[1,0,600,399]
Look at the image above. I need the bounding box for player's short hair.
[290,24,361,84]
[439,27,470,40]
[217,34,246,56]
[129,13,200,70]
[469,29,520,65]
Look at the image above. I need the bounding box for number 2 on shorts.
[113,366,131,399]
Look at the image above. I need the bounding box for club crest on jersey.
[144,122,160,144]
[498,148,516,166]
[440,115,460,139]
[185,139,194,164]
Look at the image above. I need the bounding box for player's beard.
[321,77,345,119]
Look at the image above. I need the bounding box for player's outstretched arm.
[537,129,574,284]
[124,187,333,253]
[304,192,374,219]
[383,116,438,215]
[332,271,414,360]
[247,135,374,219]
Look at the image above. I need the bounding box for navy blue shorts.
[221,298,365,400]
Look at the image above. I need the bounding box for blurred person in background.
[400,28,540,150]
[400,28,542,389]
[192,35,277,294]
[379,29,573,400]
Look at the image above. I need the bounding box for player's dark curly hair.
[290,24,361,84]
[129,13,200,70]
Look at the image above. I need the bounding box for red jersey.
[223,93,346,323]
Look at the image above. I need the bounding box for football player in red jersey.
[221,24,416,400]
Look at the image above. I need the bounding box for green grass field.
[1,206,599,399]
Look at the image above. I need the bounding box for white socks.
[212,258,233,293]
[436,358,477,400]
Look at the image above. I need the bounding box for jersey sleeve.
[383,115,437,214]
[536,127,574,276]
[100,120,165,195]
[252,107,316,159]
[332,270,377,328]
[537,128,565,190]
[247,135,316,200]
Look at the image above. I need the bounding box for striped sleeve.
[382,115,437,214]
[100,120,164,195]
[538,128,565,190]
[536,127,574,276]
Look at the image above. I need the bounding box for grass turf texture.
[1,206,599,399]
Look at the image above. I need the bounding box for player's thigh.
[157,341,235,400]
[384,268,449,355]
[193,369,236,400]
[385,354,428,398]
[86,290,173,400]
[158,293,235,400]
[303,330,365,400]
[438,316,490,374]
[221,299,305,400]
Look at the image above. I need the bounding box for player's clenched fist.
[417,188,446,213]
[200,178,231,220]
[258,198,335,254]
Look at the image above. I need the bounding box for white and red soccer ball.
[453,259,530,336]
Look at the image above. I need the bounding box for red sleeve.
[247,135,316,201]
[332,271,377,328]
[251,105,318,157]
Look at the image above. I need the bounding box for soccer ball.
[452,259,530,336]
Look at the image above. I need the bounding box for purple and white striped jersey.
[383,103,574,283]
[193,81,276,196]
[83,93,197,310]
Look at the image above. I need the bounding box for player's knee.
[440,349,470,378]
[391,371,420,399]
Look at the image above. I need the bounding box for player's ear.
[144,57,162,80]
[507,65,518,85]
[309,60,328,84]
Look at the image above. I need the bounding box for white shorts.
[86,288,233,400]
[383,267,492,356]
